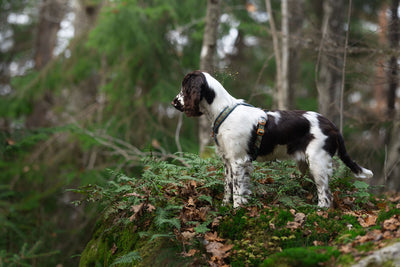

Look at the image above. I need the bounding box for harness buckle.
[257,128,265,136]
[259,118,266,126]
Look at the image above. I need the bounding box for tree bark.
[73,0,101,37]
[199,0,220,156]
[287,0,304,109]
[34,0,67,69]
[387,112,400,190]
[317,0,345,126]
[386,0,400,191]
[374,4,388,116]
[267,0,303,110]
[387,0,399,119]
[280,0,289,110]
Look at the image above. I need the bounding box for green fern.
[110,251,142,266]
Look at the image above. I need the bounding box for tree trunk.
[386,0,400,191]
[34,0,67,69]
[374,4,388,116]
[317,0,345,126]
[73,0,101,37]
[280,0,289,110]
[268,0,303,110]
[387,0,399,119]
[199,0,221,156]
[387,112,400,190]
[287,0,304,109]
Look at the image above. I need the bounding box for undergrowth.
[74,153,396,266]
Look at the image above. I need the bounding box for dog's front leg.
[222,159,233,205]
[231,159,253,208]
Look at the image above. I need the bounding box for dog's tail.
[337,134,373,179]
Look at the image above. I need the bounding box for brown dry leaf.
[354,229,382,244]
[206,242,234,259]
[316,210,328,219]
[248,206,259,218]
[343,197,355,206]
[198,206,209,221]
[182,249,198,257]
[147,204,156,212]
[129,203,144,222]
[211,216,222,228]
[269,223,276,230]
[358,214,377,228]
[313,240,324,246]
[181,231,196,241]
[287,221,302,230]
[388,194,400,202]
[383,216,400,231]
[339,244,353,254]
[187,197,195,207]
[205,232,225,242]
[295,213,306,224]
[383,231,393,239]
[123,192,143,198]
[377,202,387,210]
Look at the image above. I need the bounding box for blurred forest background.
[1,0,400,265]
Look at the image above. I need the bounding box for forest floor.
[78,154,400,267]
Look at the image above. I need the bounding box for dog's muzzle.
[171,93,184,112]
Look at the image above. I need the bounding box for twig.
[249,53,275,103]
[265,0,282,105]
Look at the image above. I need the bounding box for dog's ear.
[182,72,204,117]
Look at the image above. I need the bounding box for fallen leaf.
[287,221,302,230]
[316,210,328,218]
[181,231,196,241]
[182,249,198,257]
[206,242,234,258]
[129,203,144,222]
[383,216,400,231]
[295,213,306,223]
[123,192,143,198]
[358,214,377,228]
[198,206,209,221]
[147,204,156,212]
[211,216,222,228]
[313,240,324,246]
[187,197,195,207]
[205,232,225,242]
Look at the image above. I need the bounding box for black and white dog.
[172,71,373,208]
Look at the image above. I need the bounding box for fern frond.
[110,251,142,266]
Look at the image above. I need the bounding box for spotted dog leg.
[222,160,233,205]
[231,159,253,208]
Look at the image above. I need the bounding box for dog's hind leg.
[307,150,333,208]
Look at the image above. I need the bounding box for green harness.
[211,103,268,160]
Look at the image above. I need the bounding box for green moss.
[262,247,340,267]
[377,208,400,224]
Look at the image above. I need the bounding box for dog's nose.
[172,97,183,112]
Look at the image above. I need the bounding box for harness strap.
[211,104,268,160]
[212,103,253,145]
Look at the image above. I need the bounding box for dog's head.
[171,71,215,117]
